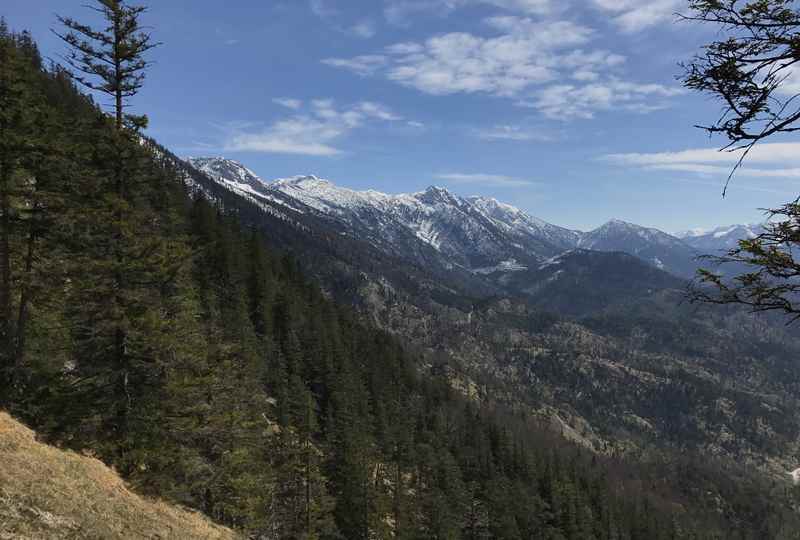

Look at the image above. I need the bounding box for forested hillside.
[1,13,799,540]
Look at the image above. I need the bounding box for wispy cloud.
[349,19,377,38]
[322,55,387,76]
[603,142,800,183]
[472,125,552,141]
[223,100,404,156]
[605,143,800,167]
[645,163,800,178]
[591,0,682,33]
[383,0,558,26]
[436,172,536,187]
[527,80,684,120]
[309,0,338,18]
[273,97,303,110]
[659,176,798,195]
[323,15,682,120]
[310,0,378,39]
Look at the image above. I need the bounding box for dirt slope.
[0,412,239,539]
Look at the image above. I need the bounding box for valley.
[4,2,800,538]
[182,155,800,483]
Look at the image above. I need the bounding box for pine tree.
[0,23,45,401]
[51,1,188,461]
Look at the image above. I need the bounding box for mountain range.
[177,155,800,481]
[188,157,751,281]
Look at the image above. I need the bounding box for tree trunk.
[0,158,12,397]
[14,208,37,367]
[0,44,11,363]
[111,7,129,434]
[305,397,311,536]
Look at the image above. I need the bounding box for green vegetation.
[681,0,800,318]
[1,3,799,539]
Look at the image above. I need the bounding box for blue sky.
[5,0,800,231]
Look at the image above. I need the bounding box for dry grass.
[0,412,240,539]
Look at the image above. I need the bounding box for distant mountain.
[676,223,765,254]
[577,219,700,277]
[187,158,574,273]
[494,249,685,316]
[185,157,702,279]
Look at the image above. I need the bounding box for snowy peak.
[576,219,699,276]
[416,185,461,206]
[186,156,701,278]
[676,223,765,253]
[188,157,263,188]
[582,219,688,250]
[273,175,330,189]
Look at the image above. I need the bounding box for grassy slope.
[0,412,239,540]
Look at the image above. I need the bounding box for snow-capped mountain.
[578,219,699,276]
[185,157,700,278]
[189,156,265,196]
[187,158,578,272]
[267,175,571,271]
[676,223,764,253]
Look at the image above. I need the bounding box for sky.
[5,0,800,232]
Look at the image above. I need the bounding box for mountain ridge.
[187,156,709,278]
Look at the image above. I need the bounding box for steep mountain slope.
[677,223,765,253]
[157,156,800,538]
[178,156,800,483]
[578,219,699,277]
[0,412,239,540]
[467,195,582,251]
[496,249,686,316]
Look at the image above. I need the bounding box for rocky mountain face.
[177,156,800,485]
[186,157,702,278]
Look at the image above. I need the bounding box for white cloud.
[310,0,337,18]
[604,142,800,180]
[605,143,800,166]
[775,65,800,97]
[311,0,377,39]
[321,55,388,76]
[646,164,800,178]
[323,15,681,119]
[529,80,684,120]
[592,0,682,33]
[384,0,680,31]
[273,97,303,110]
[328,17,594,97]
[350,20,377,38]
[383,0,556,25]
[478,0,555,15]
[223,99,404,156]
[473,124,552,141]
[436,172,536,187]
